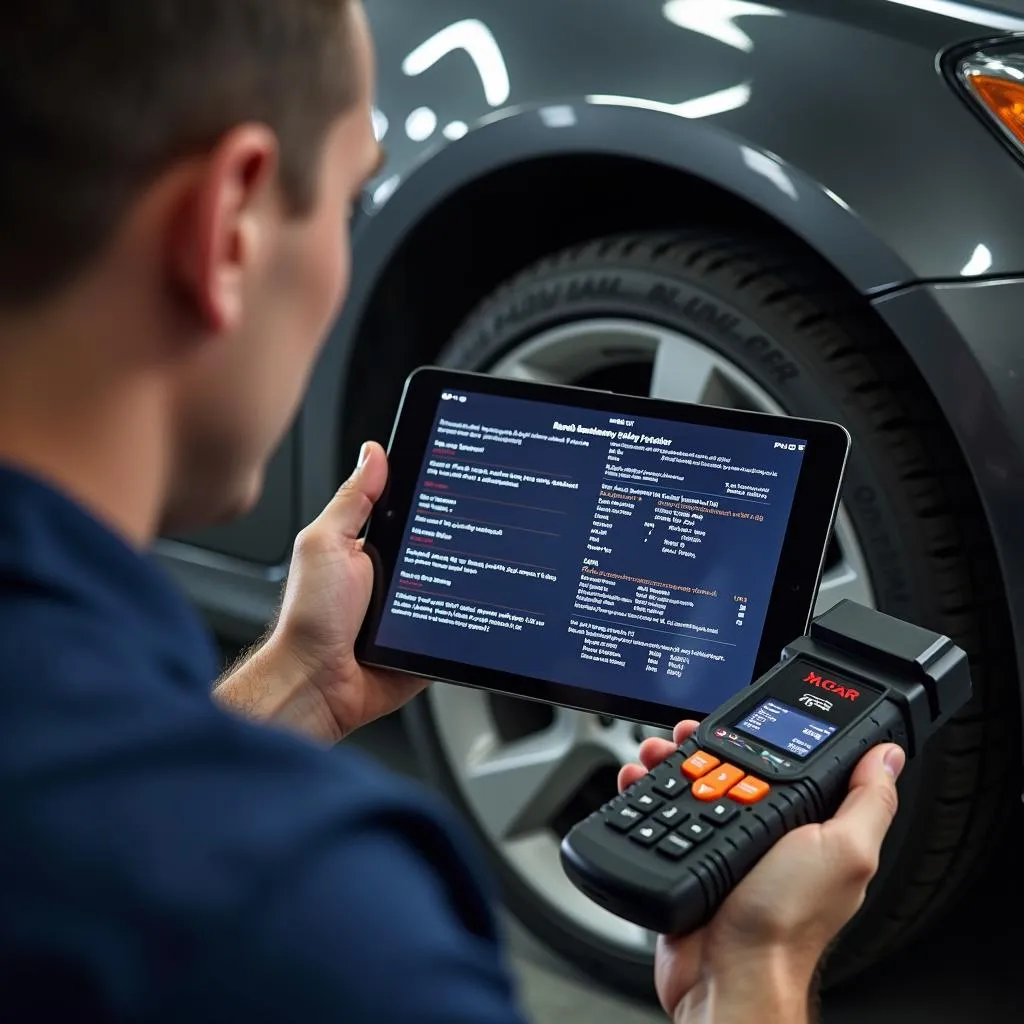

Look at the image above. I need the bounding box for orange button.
[681,750,721,780]
[691,764,746,801]
[728,776,771,804]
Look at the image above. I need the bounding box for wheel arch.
[320,105,911,471]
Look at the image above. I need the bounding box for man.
[0,2,905,1022]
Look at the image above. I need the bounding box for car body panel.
[363,0,1024,284]
[872,277,1024,643]
[159,0,1024,729]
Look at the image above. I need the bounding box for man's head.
[0,1,381,535]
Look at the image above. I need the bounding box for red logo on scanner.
[803,671,860,701]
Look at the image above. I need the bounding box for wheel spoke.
[587,718,659,767]
[649,335,723,405]
[460,712,615,840]
[816,560,873,614]
[815,511,875,615]
[498,359,560,384]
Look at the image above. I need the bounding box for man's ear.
[167,124,280,335]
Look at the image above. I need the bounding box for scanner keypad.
[601,749,770,862]
[629,821,668,847]
[655,833,694,860]
[628,790,664,814]
[652,774,684,798]
[655,802,689,826]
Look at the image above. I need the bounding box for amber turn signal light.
[964,73,1024,148]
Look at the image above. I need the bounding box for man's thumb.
[317,441,388,538]
[827,743,904,868]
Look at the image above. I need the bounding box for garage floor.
[351,715,1022,1022]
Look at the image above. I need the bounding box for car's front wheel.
[404,231,1017,1000]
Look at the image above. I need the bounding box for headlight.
[957,47,1024,153]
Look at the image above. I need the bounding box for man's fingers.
[673,720,700,745]
[618,763,648,792]
[619,723,701,793]
[314,441,388,540]
[638,737,679,770]
[823,743,904,876]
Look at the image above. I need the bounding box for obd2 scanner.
[560,599,972,936]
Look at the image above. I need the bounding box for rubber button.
[656,833,694,860]
[701,801,740,826]
[652,774,684,798]
[729,776,771,804]
[691,764,745,801]
[678,819,713,843]
[681,750,721,780]
[604,805,645,831]
[629,821,667,847]
[629,791,664,814]
[656,802,689,826]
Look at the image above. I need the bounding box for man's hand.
[215,442,427,743]
[619,723,905,1024]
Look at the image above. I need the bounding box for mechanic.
[0,3,906,1022]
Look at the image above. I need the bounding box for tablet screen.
[371,383,813,715]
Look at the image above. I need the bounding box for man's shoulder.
[0,636,511,1020]
[0,592,481,924]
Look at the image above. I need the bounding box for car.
[158,0,1024,1002]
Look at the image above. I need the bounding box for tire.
[404,231,1019,1000]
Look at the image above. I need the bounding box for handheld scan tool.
[559,599,972,936]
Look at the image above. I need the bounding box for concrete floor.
[351,714,1022,1022]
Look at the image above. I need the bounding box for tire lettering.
[745,336,798,384]
[494,287,562,332]
[566,277,623,301]
[647,284,801,387]
[682,297,745,344]
[648,283,680,308]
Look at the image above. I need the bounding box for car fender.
[304,101,916,519]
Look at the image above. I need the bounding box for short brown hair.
[0,0,357,308]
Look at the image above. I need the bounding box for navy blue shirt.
[0,466,527,1023]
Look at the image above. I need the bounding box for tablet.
[356,367,851,726]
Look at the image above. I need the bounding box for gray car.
[158,0,1024,1002]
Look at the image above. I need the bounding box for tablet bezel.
[355,366,851,727]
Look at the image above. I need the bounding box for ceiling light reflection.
[586,83,751,119]
[663,0,783,52]
[741,147,797,199]
[402,19,510,107]
[372,174,401,207]
[443,120,469,140]
[883,0,1024,31]
[405,106,437,142]
[961,244,993,276]
[540,105,577,128]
